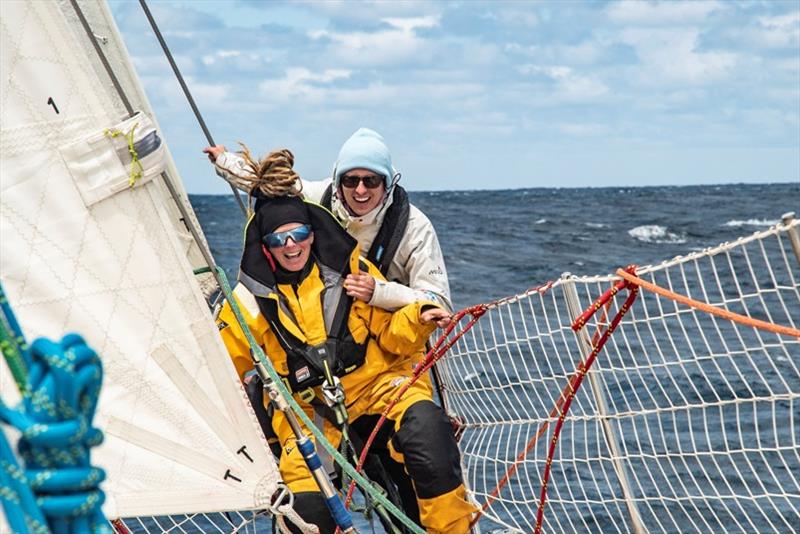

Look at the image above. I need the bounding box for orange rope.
[111,519,130,534]
[616,269,800,338]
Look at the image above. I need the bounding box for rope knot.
[0,333,109,531]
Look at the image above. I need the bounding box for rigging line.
[535,282,639,534]
[470,274,635,527]
[137,0,247,215]
[68,0,134,115]
[69,0,224,287]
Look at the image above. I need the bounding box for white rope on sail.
[438,221,800,533]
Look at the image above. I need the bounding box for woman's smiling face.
[267,222,314,272]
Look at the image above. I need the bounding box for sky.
[107,0,800,194]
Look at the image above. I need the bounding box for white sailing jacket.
[214,151,453,312]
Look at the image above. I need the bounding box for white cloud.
[202,50,241,66]
[138,73,231,111]
[259,68,485,112]
[756,11,800,48]
[482,8,539,27]
[517,65,609,101]
[296,0,439,22]
[200,49,268,69]
[506,39,607,67]
[556,123,611,137]
[308,15,440,66]
[606,0,723,25]
[432,117,515,137]
[189,80,232,103]
[383,15,439,32]
[258,68,352,103]
[131,54,193,76]
[618,28,736,86]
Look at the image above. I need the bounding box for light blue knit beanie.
[334,128,394,189]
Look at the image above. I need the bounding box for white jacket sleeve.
[214,155,334,202]
[369,206,452,312]
[213,151,252,192]
[299,178,333,204]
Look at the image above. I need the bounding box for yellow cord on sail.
[105,121,144,187]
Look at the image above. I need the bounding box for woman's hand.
[420,307,452,328]
[344,273,376,302]
[203,145,227,162]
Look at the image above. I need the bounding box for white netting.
[111,511,268,533]
[439,220,800,533]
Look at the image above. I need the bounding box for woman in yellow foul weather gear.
[217,148,476,533]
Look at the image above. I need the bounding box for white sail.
[0,0,278,521]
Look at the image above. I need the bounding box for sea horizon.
[188,180,799,197]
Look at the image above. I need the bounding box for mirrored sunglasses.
[262,224,312,248]
[340,174,385,189]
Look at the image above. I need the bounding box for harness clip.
[322,376,345,407]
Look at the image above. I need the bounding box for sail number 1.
[47,97,60,114]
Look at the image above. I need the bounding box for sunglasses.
[340,174,385,189]
[262,224,312,248]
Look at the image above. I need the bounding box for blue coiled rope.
[1,282,110,534]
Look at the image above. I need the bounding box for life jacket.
[321,184,410,276]
[239,199,369,392]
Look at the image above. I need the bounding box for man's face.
[339,168,387,216]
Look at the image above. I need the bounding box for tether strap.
[368,186,409,274]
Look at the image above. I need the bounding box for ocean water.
[190,182,799,532]
[192,182,798,310]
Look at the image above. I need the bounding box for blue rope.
[0,326,111,533]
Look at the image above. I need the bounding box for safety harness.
[256,263,367,395]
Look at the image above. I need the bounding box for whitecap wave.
[723,219,778,227]
[535,218,547,224]
[463,371,481,383]
[628,225,687,244]
[585,222,607,228]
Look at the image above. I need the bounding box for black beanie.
[256,196,311,236]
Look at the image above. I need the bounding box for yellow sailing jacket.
[218,258,437,404]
